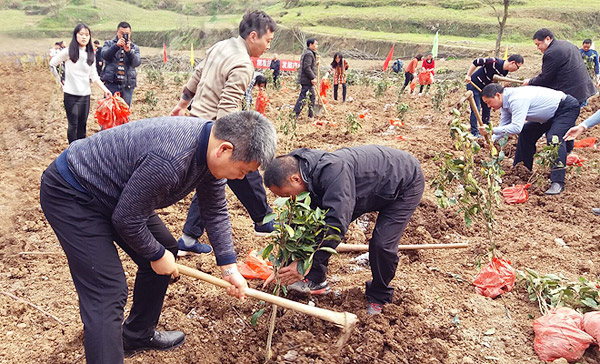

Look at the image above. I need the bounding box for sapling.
[346,112,362,134]
[527,135,562,188]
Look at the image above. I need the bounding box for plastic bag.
[502,184,531,204]
[574,137,596,149]
[94,92,130,130]
[410,78,417,92]
[533,307,594,362]
[418,70,432,85]
[584,311,600,343]
[238,250,273,281]
[472,257,516,298]
[566,154,585,167]
[320,78,330,99]
[255,90,269,116]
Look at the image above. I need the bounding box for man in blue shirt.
[580,39,599,84]
[479,83,580,195]
[40,111,277,363]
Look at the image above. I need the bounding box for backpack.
[392,59,403,73]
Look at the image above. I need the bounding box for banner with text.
[251,57,301,71]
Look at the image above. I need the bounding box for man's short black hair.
[263,155,300,188]
[533,28,554,41]
[255,74,267,87]
[306,38,317,47]
[93,40,100,45]
[481,83,504,98]
[239,11,276,39]
[507,54,524,64]
[117,22,131,30]
[583,39,593,45]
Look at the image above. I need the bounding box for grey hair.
[213,111,277,167]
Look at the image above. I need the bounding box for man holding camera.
[101,22,141,106]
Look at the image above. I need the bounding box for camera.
[123,33,129,42]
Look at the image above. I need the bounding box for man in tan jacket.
[170,11,277,254]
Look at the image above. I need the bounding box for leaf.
[319,246,338,255]
[262,213,277,224]
[251,308,265,326]
[297,259,306,276]
[581,297,599,309]
[261,244,274,259]
[273,196,290,207]
[484,328,495,335]
[284,224,295,237]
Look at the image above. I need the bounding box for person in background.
[101,22,141,107]
[270,54,281,87]
[401,54,422,94]
[263,145,424,315]
[464,54,523,136]
[479,83,579,196]
[93,39,104,77]
[294,38,318,121]
[418,53,435,96]
[49,42,61,57]
[50,23,111,144]
[328,52,349,103]
[580,39,599,84]
[243,73,268,111]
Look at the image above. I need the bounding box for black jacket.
[270,59,280,76]
[95,46,103,76]
[101,37,141,87]
[291,145,423,243]
[297,48,317,85]
[530,39,597,104]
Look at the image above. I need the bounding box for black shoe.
[592,208,600,216]
[544,182,564,195]
[123,330,185,357]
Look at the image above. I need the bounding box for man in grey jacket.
[40,111,276,363]
[293,38,318,120]
[263,145,424,315]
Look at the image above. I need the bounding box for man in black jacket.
[293,38,318,120]
[93,40,103,77]
[263,145,424,315]
[270,53,281,87]
[524,28,596,106]
[101,22,141,106]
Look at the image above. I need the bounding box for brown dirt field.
[1,52,600,364]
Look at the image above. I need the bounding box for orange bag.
[255,90,269,116]
[410,78,417,92]
[320,78,330,98]
[418,70,432,85]
[574,137,596,148]
[502,184,531,204]
[94,92,130,130]
[472,257,516,298]
[238,250,273,281]
[566,154,585,167]
[533,307,594,362]
[583,311,600,343]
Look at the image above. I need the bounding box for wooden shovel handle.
[176,264,357,330]
[336,242,469,253]
[493,74,523,84]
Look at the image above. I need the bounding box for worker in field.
[263,145,424,315]
[40,111,277,363]
[400,53,421,94]
[170,11,277,255]
[293,38,318,121]
[464,54,523,137]
[479,83,579,195]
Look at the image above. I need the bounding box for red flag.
[382,44,395,71]
[163,43,167,63]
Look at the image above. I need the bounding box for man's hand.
[221,264,247,300]
[522,78,530,86]
[117,37,126,49]
[123,41,131,53]
[277,260,308,286]
[103,90,112,99]
[170,99,190,116]
[478,125,489,136]
[150,250,178,276]
[311,78,316,86]
[564,125,586,141]
[464,75,471,83]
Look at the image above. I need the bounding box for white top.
[50,47,100,96]
[493,86,565,140]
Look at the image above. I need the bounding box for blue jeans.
[105,82,134,107]
[467,84,490,135]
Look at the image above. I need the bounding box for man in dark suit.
[524,28,597,106]
[93,40,103,77]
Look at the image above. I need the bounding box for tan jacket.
[183,36,254,120]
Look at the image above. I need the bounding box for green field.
[1,0,599,52]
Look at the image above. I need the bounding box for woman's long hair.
[331,52,344,68]
[69,23,94,66]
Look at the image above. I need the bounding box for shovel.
[313,56,328,117]
[176,264,358,347]
[493,74,524,84]
[336,242,469,253]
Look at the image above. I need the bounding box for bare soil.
[1,53,600,364]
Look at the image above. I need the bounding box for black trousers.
[514,95,580,184]
[293,84,316,118]
[306,172,425,305]
[333,83,347,102]
[183,170,272,238]
[64,93,90,144]
[40,161,177,364]
[402,72,414,90]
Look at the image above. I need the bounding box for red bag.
[533,307,594,362]
[94,92,131,130]
[574,137,596,149]
[502,184,531,204]
[583,311,600,344]
[410,78,417,92]
[472,257,516,298]
[319,78,330,98]
[255,90,269,116]
[566,154,585,167]
[238,250,273,281]
[418,70,432,85]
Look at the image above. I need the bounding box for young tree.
[483,0,510,58]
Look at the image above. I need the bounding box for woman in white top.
[50,23,111,143]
